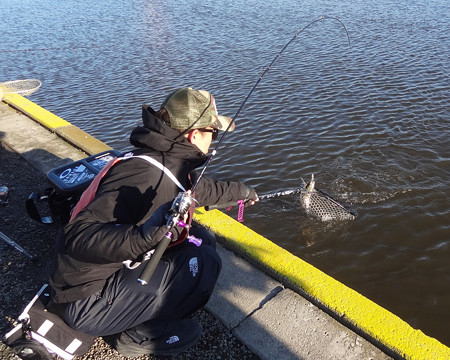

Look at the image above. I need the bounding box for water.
[1,0,449,346]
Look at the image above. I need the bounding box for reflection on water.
[1,0,449,346]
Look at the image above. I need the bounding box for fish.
[300,174,356,221]
[302,174,315,210]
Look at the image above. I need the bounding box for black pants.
[63,226,221,341]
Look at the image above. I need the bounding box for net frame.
[0,79,42,96]
[300,187,356,221]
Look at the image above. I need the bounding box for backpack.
[25,150,121,225]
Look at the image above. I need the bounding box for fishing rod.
[138,15,351,285]
[191,15,350,192]
[0,231,38,262]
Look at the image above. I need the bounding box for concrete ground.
[207,245,393,360]
[1,99,397,360]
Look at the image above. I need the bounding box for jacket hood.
[130,105,208,168]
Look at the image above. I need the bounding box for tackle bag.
[3,284,95,360]
[26,150,121,225]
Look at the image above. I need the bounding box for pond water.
[1,0,449,346]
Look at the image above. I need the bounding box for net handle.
[205,183,356,221]
[204,186,305,211]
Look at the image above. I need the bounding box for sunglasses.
[200,128,219,140]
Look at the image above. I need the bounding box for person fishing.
[48,87,258,357]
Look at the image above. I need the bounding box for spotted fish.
[302,174,315,210]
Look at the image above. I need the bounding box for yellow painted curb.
[3,93,70,129]
[2,93,111,155]
[194,207,450,360]
[55,125,112,155]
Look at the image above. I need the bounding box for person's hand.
[141,202,186,247]
[243,186,259,207]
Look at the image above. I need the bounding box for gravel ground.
[0,142,260,360]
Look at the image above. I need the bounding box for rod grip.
[137,233,172,285]
[205,201,240,211]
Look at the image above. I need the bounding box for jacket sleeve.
[193,174,252,207]
[61,159,173,264]
[62,216,161,264]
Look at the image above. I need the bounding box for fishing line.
[191,15,350,192]
[139,16,352,284]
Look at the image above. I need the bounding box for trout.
[302,174,315,210]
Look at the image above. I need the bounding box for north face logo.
[166,335,180,344]
[189,257,198,277]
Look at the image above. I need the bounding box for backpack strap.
[130,155,186,192]
[70,154,185,221]
[70,158,121,220]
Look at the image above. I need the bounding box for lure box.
[47,150,121,196]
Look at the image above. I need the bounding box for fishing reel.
[138,191,195,285]
[165,191,195,228]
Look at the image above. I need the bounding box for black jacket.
[50,106,250,303]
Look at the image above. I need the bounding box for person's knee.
[200,244,221,273]
[163,243,221,291]
[192,245,221,295]
[183,245,221,310]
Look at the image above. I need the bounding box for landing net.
[300,188,356,221]
[0,79,42,96]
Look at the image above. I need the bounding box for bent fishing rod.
[138,15,351,285]
[191,15,350,192]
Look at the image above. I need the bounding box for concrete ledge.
[235,288,387,360]
[55,125,112,155]
[0,101,87,173]
[2,93,70,129]
[2,93,111,156]
[207,244,391,360]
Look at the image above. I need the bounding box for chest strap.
[129,155,185,192]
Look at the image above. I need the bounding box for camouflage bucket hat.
[161,87,235,132]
